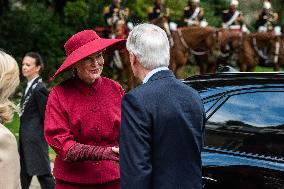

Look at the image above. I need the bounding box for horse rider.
[183,0,208,27]
[148,0,170,22]
[148,0,177,44]
[104,0,132,69]
[103,0,133,39]
[222,0,249,33]
[255,1,281,35]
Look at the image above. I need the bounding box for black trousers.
[20,157,55,189]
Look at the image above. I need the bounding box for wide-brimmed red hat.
[53,30,126,78]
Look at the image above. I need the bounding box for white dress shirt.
[24,76,39,96]
[143,67,169,84]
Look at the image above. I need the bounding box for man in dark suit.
[120,23,205,189]
[19,52,54,189]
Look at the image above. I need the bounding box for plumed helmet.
[263,1,271,9]
[230,0,239,6]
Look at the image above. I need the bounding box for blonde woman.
[0,50,21,188]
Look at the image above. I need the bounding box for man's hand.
[112,146,119,155]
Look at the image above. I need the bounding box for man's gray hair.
[126,23,170,70]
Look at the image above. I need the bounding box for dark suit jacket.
[120,70,205,189]
[19,77,51,175]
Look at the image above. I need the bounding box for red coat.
[44,77,124,184]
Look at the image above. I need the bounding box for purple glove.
[65,143,119,162]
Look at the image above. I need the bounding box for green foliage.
[255,66,274,72]
[166,0,186,21]
[0,3,73,87]
[124,0,151,23]
[5,113,20,142]
[201,1,222,27]
[63,0,114,30]
[124,0,187,23]
[123,0,223,26]
[64,0,89,31]
[86,0,109,28]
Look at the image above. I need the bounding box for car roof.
[184,72,284,82]
[183,72,284,100]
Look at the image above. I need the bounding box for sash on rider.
[222,10,240,29]
[187,7,201,26]
[189,7,200,20]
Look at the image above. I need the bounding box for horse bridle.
[177,28,206,55]
[177,28,189,49]
[252,35,280,65]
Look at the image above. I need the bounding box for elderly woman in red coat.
[44,30,125,189]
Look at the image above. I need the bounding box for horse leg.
[237,52,252,72]
[240,64,246,72]
[176,64,186,79]
[170,48,188,78]
[205,55,217,73]
[196,58,206,75]
[201,64,207,74]
[273,62,280,71]
[127,71,135,90]
[126,63,140,90]
[247,65,256,72]
[169,59,177,76]
[120,51,137,90]
[208,60,217,73]
[237,58,247,72]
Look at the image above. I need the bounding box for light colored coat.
[0,123,21,189]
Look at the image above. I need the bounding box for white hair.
[126,23,170,70]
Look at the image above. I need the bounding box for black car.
[184,72,284,189]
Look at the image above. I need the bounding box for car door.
[202,86,284,189]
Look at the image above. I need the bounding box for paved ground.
[30,162,54,189]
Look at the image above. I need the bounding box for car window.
[203,99,218,113]
[205,91,284,158]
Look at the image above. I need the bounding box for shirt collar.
[143,66,169,84]
[27,76,39,86]
[25,76,39,95]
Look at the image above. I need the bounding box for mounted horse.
[237,32,277,71]
[216,29,243,67]
[151,16,221,78]
[96,21,137,90]
[216,30,281,72]
[113,20,137,90]
[171,26,222,77]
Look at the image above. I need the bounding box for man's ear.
[130,52,137,66]
[133,54,137,65]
